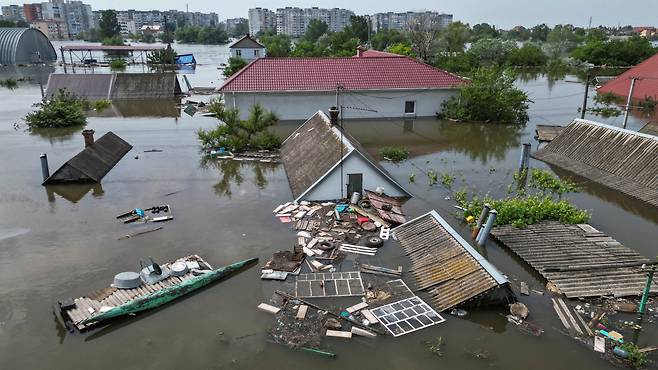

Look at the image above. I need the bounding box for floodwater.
[1,42,657,369]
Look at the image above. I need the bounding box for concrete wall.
[226,88,456,120]
[230,47,265,61]
[302,152,407,201]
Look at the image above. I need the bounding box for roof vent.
[329,106,339,125]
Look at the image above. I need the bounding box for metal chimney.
[328,106,339,125]
[82,129,95,148]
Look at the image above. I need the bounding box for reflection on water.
[342,118,523,164]
[86,99,182,118]
[199,156,279,198]
[45,183,104,203]
[29,125,86,143]
[0,64,55,86]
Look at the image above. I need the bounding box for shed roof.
[533,119,658,208]
[45,73,181,100]
[392,210,510,311]
[44,132,132,184]
[597,53,658,101]
[219,55,467,93]
[0,27,57,64]
[280,110,410,201]
[228,34,265,49]
[491,221,658,298]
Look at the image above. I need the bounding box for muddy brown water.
[1,43,657,369]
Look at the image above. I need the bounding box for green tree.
[99,10,121,38]
[344,16,369,42]
[586,28,608,42]
[291,40,327,57]
[441,68,531,124]
[507,26,531,41]
[468,38,518,67]
[471,23,499,41]
[259,31,291,57]
[439,21,471,52]
[387,42,415,57]
[327,31,359,56]
[571,35,656,65]
[546,24,582,57]
[371,29,407,50]
[197,104,281,152]
[507,42,547,66]
[25,90,87,129]
[530,24,549,42]
[223,56,248,77]
[304,19,329,43]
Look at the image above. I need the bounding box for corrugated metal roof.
[533,119,658,208]
[392,210,510,311]
[45,73,181,101]
[44,132,132,184]
[219,56,467,93]
[0,27,56,64]
[491,221,658,298]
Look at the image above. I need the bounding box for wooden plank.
[257,303,280,314]
[296,305,308,320]
[361,309,379,324]
[326,330,352,338]
[551,298,571,331]
[557,298,583,335]
[345,302,368,314]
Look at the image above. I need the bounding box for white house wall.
[227,89,456,120]
[301,152,407,201]
[230,47,266,61]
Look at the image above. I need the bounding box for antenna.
[186,4,189,13]
[588,16,592,29]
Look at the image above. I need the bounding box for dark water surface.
[0,43,657,369]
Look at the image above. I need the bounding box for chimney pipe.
[329,106,339,125]
[356,45,364,57]
[82,129,95,148]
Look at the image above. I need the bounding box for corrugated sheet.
[0,27,56,64]
[46,74,114,100]
[533,119,658,208]
[535,124,564,142]
[44,132,132,184]
[392,210,510,311]
[280,111,347,199]
[45,73,181,101]
[491,221,658,298]
[639,122,658,137]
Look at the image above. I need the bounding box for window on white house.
[254,49,260,57]
[405,101,415,114]
[236,49,242,57]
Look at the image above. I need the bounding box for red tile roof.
[357,49,403,57]
[597,53,658,101]
[219,56,467,92]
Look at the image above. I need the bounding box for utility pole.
[639,264,656,314]
[623,77,638,129]
[580,70,591,119]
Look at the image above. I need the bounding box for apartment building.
[371,11,453,32]
[275,7,354,37]
[1,5,26,21]
[248,8,275,35]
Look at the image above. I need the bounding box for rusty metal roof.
[491,221,658,298]
[533,119,658,208]
[392,210,509,311]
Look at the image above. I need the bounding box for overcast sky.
[5,0,658,28]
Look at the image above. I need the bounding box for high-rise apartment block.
[370,11,453,32]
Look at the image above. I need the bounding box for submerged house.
[280,110,411,202]
[393,210,513,311]
[219,48,467,120]
[597,53,658,102]
[228,34,266,62]
[45,73,182,100]
[43,131,132,185]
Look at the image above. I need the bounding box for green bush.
[197,104,281,152]
[0,78,18,90]
[441,67,531,124]
[25,90,87,129]
[147,45,177,65]
[223,56,248,78]
[620,343,648,369]
[109,59,126,70]
[457,194,590,228]
[529,169,579,196]
[507,43,548,67]
[594,91,622,105]
[380,146,410,162]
